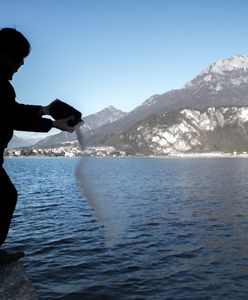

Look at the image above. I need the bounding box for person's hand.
[40,99,58,116]
[52,116,75,133]
[39,104,51,116]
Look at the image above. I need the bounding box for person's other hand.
[52,116,75,133]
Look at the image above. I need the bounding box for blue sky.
[1,0,248,119]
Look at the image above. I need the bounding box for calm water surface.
[3,156,248,300]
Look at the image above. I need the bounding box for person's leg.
[0,166,17,247]
[0,166,24,263]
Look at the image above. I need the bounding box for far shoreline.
[4,151,248,159]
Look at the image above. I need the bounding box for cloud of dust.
[74,126,125,247]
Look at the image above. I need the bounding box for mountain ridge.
[99,106,248,155]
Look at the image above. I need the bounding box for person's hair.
[0,27,31,61]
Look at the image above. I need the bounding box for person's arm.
[13,102,75,133]
[13,102,52,132]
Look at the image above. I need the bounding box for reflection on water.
[4,157,248,300]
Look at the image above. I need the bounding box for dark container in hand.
[49,99,83,127]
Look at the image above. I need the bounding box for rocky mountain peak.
[184,54,248,92]
[101,105,118,112]
[89,106,126,124]
[205,55,248,75]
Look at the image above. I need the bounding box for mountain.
[7,135,40,149]
[82,105,127,131]
[99,106,248,155]
[80,54,248,146]
[184,55,248,106]
[34,106,126,148]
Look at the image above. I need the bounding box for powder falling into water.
[75,126,125,247]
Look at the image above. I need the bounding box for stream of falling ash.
[74,125,124,247]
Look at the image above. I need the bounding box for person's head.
[0,27,31,79]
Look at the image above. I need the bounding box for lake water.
[3,156,248,300]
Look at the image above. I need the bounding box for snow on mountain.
[204,55,248,75]
[101,106,248,155]
[185,55,248,91]
[151,106,248,154]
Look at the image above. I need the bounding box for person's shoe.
[0,250,25,264]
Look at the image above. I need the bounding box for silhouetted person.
[0,27,79,263]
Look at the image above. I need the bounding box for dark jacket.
[0,76,53,165]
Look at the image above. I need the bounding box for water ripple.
[4,157,248,299]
